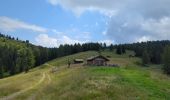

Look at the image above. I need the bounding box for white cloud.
[48,0,170,43]
[48,0,170,18]
[141,17,170,39]
[35,34,86,47]
[62,35,84,44]
[0,16,47,33]
[47,0,118,17]
[35,34,58,47]
[137,36,152,43]
[99,40,114,46]
[47,0,58,5]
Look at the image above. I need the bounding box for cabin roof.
[87,55,109,61]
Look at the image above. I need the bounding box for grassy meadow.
[0,50,170,100]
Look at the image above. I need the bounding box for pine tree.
[0,66,4,78]
[116,46,122,55]
[122,46,126,54]
[9,47,18,75]
[0,58,4,78]
[142,49,150,65]
[162,46,170,74]
[25,48,35,73]
[109,44,114,51]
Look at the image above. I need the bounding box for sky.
[0,0,170,47]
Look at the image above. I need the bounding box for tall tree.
[116,46,122,55]
[103,43,107,50]
[0,58,4,78]
[25,48,35,72]
[16,48,26,72]
[9,47,18,75]
[109,44,114,51]
[122,46,126,54]
[142,49,150,65]
[162,46,170,74]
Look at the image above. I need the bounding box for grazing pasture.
[0,50,169,100]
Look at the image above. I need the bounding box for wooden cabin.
[74,59,84,64]
[87,55,109,66]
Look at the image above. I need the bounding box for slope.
[0,50,170,100]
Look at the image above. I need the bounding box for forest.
[113,41,170,74]
[0,33,170,78]
[0,33,105,78]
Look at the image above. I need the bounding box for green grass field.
[0,50,170,100]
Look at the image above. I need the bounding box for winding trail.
[47,74,51,83]
[0,73,46,100]
[0,63,54,100]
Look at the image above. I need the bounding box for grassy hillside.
[0,50,170,100]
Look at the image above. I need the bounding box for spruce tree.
[142,49,150,65]
[25,48,35,73]
[0,66,4,78]
[116,46,122,55]
[0,58,4,78]
[162,46,170,74]
[122,46,126,54]
[109,44,114,51]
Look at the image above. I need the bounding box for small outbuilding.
[74,59,84,64]
[87,55,109,66]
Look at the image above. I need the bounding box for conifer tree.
[142,49,150,65]
[109,44,114,51]
[0,58,4,78]
[162,46,170,74]
[122,46,126,54]
[116,46,122,55]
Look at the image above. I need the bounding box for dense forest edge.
[0,32,170,78]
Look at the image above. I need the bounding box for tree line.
[0,33,106,78]
[112,41,170,74]
[0,32,170,78]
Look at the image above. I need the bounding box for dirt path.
[0,63,54,100]
[0,73,46,100]
[47,74,51,83]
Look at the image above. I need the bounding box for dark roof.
[87,55,109,61]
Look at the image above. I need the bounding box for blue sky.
[0,0,111,47]
[0,0,170,47]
